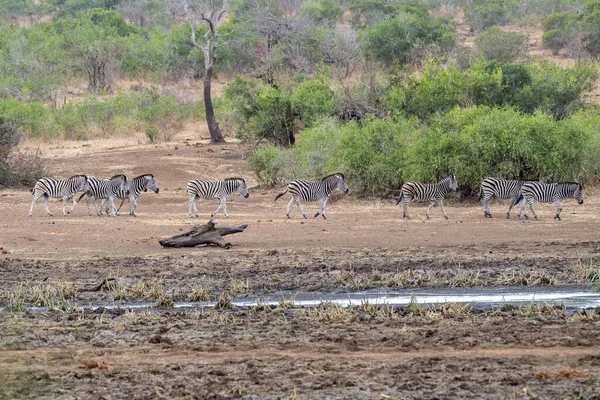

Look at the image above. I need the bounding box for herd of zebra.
[27,172,584,221]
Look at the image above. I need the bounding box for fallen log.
[158,219,248,249]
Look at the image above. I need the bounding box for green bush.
[360,5,456,66]
[542,13,580,55]
[248,145,288,187]
[301,0,343,26]
[469,0,508,32]
[290,79,334,128]
[475,27,527,63]
[0,120,44,188]
[406,106,596,193]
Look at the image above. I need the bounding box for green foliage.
[360,5,457,66]
[301,0,343,26]
[248,145,288,187]
[542,13,580,55]
[406,106,596,192]
[583,0,600,59]
[515,62,598,119]
[289,79,334,128]
[475,27,527,63]
[469,0,508,32]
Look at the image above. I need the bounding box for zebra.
[187,177,249,218]
[478,178,537,219]
[517,182,583,220]
[29,175,89,216]
[274,173,349,219]
[395,175,458,220]
[77,175,128,216]
[102,174,159,216]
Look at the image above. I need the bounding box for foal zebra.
[478,178,535,219]
[103,174,159,216]
[78,175,128,216]
[274,173,349,219]
[517,182,583,220]
[29,175,88,216]
[396,175,458,219]
[187,177,249,218]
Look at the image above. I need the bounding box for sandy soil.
[2,140,600,399]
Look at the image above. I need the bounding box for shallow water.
[3,286,600,312]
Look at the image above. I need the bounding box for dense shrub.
[289,79,335,128]
[360,5,457,66]
[475,27,528,63]
[469,0,508,32]
[0,120,44,188]
[542,13,580,55]
[406,106,596,193]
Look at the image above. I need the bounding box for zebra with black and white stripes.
[274,173,349,219]
[104,174,159,216]
[29,175,89,216]
[517,182,583,220]
[78,175,128,216]
[478,178,536,219]
[395,175,458,219]
[187,177,249,218]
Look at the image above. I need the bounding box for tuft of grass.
[154,293,174,308]
[426,303,473,320]
[497,269,554,286]
[230,386,248,397]
[573,258,600,283]
[231,278,251,294]
[274,295,296,312]
[358,302,398,319]
[517,302,565,317]
[215,291,234,310]
[447,270,482,287]
[130,281,149,298]
[189,285,212,302]
[312,302,350,323]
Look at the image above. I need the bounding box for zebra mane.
[321,173,345,181]
[225,177,245,183]
[69,174,88,180]
[557,181,582,189]
[134,174,154,180]
[437,175,453,183]
[109,174,127,181]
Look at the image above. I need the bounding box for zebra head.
[228,177,249,198]
[142,174,159,194]
[70,175,89,193]
[438,175,458,191]
[323,173,349,194]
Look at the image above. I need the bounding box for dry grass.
[312,301,350,323]
[573,258,600,283]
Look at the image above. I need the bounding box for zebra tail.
[77,192,87,202]
[477,187,482,201]
[514,193,524,205]
[395,192,404,206]
[274,188,288,202]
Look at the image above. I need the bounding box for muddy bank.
[2,242,600,306]
[2,306,600,399]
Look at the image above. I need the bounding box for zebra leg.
[402,198,410,219]
[108,197,118,217]
[528,199,538,220]
[554,200,563,220]
[482,196,492,218]
[66,195,77,215]
[286,197,295,218]
[296,200,307,219]
[438,200,449,219]
[29,193,41,216]
[506,197,517,219]
[62,196,69,216]
[426,201,437,220]
[188,196,198,218]
[211,198,224,218]
[117,198,126,214]
[315,198,328,219]
[129,197,137,217]
[94,198,102,216]
[43,194,53,216]
[86,195,93,216]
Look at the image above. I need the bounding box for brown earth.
[2,139,600,399]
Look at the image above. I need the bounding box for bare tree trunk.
[204,65,224,143]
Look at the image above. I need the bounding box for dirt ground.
[2,137,600,399]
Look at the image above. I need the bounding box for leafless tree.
[170,0,230,143]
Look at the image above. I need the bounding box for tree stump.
[158,219,248,249]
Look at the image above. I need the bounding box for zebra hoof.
[426,216,430,220]
[322,215,327,220]
[303,214,307,219]
[286,215,291,219]
[506,215,510,219]
[444,216,449,220]
[225,215,230,219]
[534,216,539,220]
[314,213,320,218]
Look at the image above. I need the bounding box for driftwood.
[159,219,248,249]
